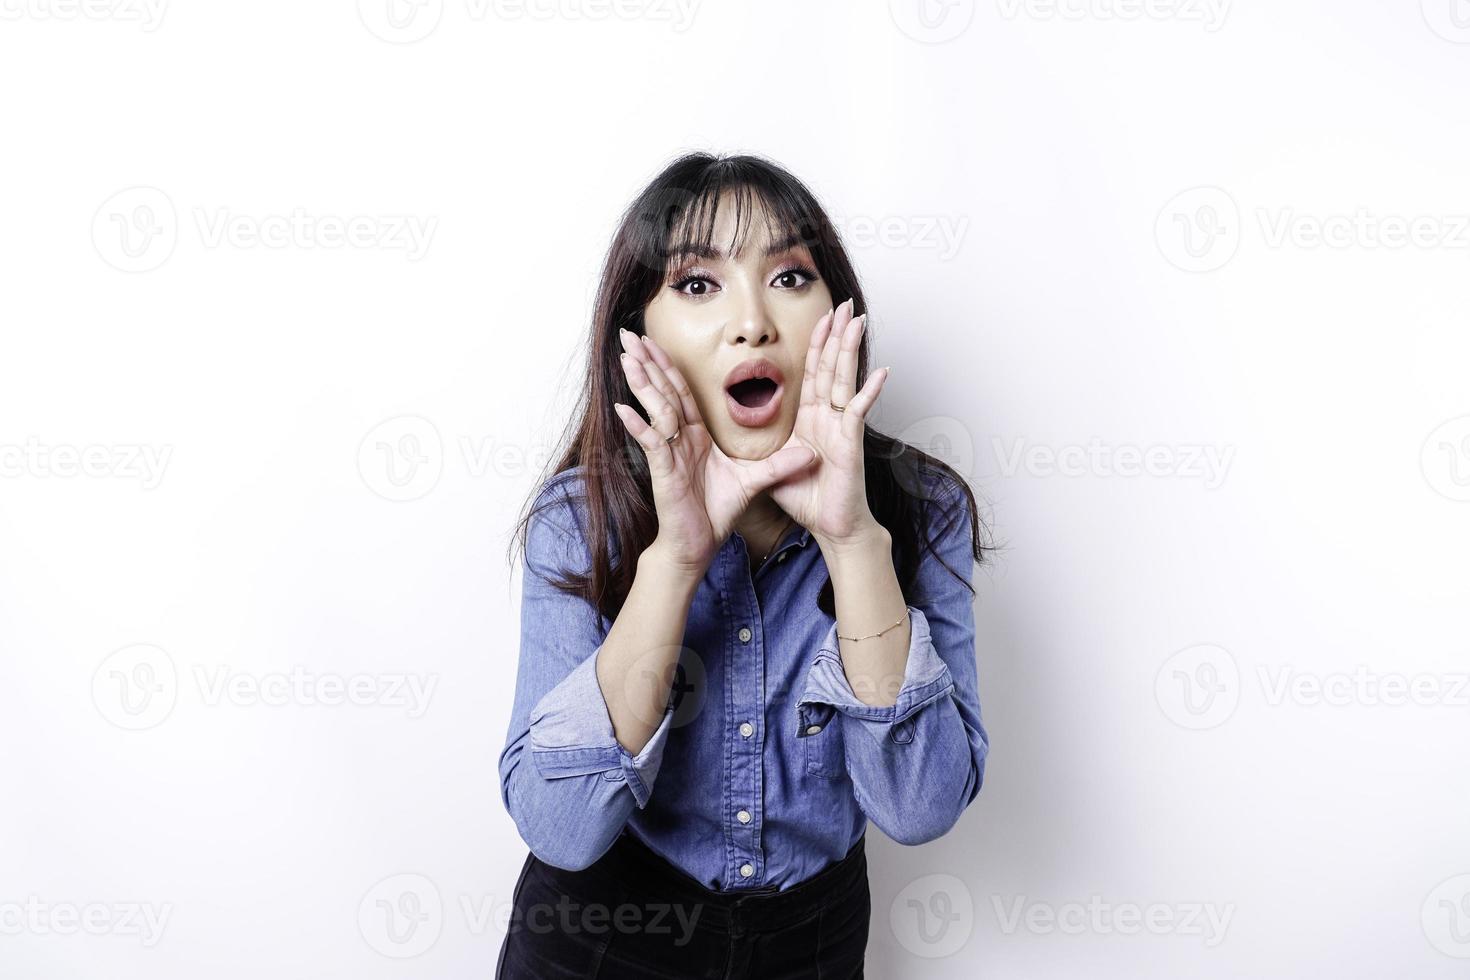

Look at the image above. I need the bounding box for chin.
[713,419,793,461]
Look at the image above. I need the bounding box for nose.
[723,286,778,347]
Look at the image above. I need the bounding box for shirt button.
[738,627,752,643]
[737,809,751,824]
[777,551,787,562]
[806,724,823,735]
[739,722,754,738]
[739,863,754,878]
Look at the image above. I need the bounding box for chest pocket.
[801,704,846,779]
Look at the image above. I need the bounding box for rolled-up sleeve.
[497,471,676,871]
[794,478,989,846]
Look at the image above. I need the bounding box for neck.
[736,493,794,559]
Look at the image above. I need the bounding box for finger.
[740,444,817,495]
[815,298,852,405]
[842,366,888,442]
[639,357,685,424]
[802,309,835,408]
[620,352,682,439]
[638,335,703,428]
[620,330,686,426]
[830,312,865,408]
[613,401,675,477]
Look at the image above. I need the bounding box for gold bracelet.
[836,608,909,642]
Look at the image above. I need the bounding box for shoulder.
[526,466,592,564]
[526,465,620,571]
[918,464,968,529]
[914,463,976,584]
[531,465,601,529]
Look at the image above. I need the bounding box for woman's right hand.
[612,327,816,576]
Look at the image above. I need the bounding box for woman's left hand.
[767,298,891,550]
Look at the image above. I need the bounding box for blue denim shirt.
[497,465,989,892]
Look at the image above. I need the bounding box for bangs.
[656,181,823,274]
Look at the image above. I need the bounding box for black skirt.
[495,829,870,979]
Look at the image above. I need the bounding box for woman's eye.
[772,267,817,290]
[670,273,718,298]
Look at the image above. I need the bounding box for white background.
[2,0,1468,977]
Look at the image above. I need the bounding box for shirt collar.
[729,523,812,555]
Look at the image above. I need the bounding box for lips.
[723,357,785,428]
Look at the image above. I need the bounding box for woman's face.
[642,196,835,462]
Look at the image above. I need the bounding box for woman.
[496,152,990,978]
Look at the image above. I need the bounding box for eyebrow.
[666,230,807,262]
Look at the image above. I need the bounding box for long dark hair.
[508,151,991,622]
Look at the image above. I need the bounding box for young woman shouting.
[496,151,990,979]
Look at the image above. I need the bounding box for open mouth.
[727,376,779,409]
[722,358,786,428]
